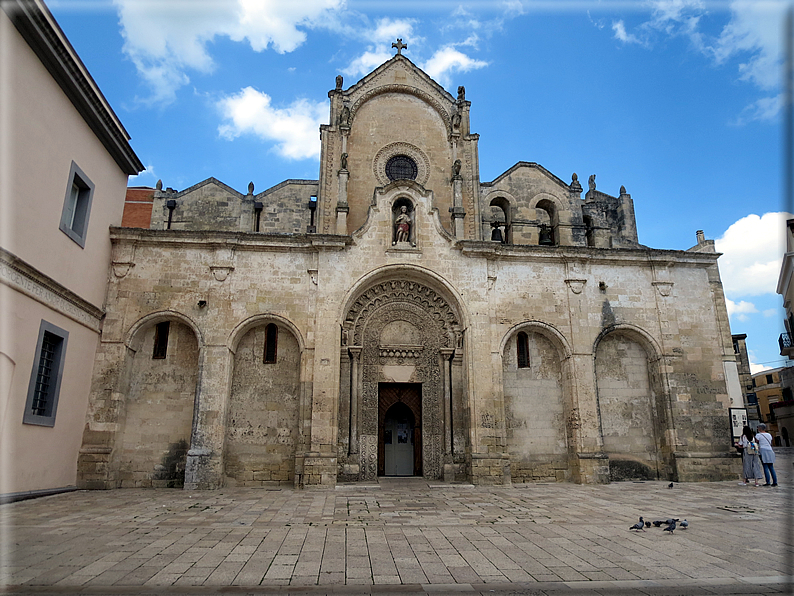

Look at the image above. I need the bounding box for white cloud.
[714,212,792,297]
[750,361,772,374]
[421,47,488,88]
[128,164,157,184]
[217,87,327,160]
[725,298,758,322]
[342,50,393,78]
[612,20,642,45]
[114,0,344,105]
[763,308,779,317]
[735,93,784,124]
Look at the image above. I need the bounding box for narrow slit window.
[264,323,278,363]
[517,332,530,368]
[153,321,170,359]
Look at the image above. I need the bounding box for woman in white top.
[738,425,762,486]
[755,423,778,487]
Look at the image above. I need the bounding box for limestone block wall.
[225,324,301,486]
[257,181,318,234]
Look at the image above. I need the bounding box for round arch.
[499,320,572,360]
[227,313,305,354]
[125,310,203,353]
[592,323,663,362]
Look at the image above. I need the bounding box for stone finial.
[457,86,465,101]
[248,181,254,195]
[620,185,627,195]
[335,74,343,90]
[588,174,596,191]
[155,179,163,190]
[392,38,407,55]
[570,173,582,192]
[696,230,705,244]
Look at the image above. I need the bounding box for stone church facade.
[77,52,741,490]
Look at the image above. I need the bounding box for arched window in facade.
[264,323,278,364]
[517,331,530,368]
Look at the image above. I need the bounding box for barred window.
[24,321,69,427]
[385,155,418,181]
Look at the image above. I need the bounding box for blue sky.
[48,0,790,374]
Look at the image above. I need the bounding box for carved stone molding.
[344,279,459,346]
[565,278,587,294]
[652,281,674,297]
[373,142,430,187]
[210,266,234,282]
[0,248,103,332]
[112,262,135,278]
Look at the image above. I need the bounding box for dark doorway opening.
[378,383,422,476]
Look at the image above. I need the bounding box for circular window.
[385,155,418,181]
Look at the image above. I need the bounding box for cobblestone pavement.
[1,452,792,596]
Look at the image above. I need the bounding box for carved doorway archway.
[338,277,468,482]
[379,384,421,476]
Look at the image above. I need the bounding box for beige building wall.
[0,2,142,497]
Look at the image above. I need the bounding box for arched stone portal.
[338,278,467,482]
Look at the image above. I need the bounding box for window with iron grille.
[385,155,418,181]
[23,321,68,427]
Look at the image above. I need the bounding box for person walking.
[756,423,778,487]
[738,425,763,486]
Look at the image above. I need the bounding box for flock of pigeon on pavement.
[629,516,688,534]
[628,483,688,534]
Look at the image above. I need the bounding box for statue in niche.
[335,74,343,90]
[393,205,411,244]
[339,105,350,127]
[340,152,348,170]
[588,174,596,191]
[452,159,462,179]
[457,86,465,101]
[451,112,461,131]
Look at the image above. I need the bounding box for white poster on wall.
[729,408,748,443]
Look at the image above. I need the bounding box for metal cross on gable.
[392,38,407,55]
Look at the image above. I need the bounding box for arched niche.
[117,315,200,488]
[593,326,672,481]
[501,322,573,482]
[489,196,511,244]
[225,319,302,486]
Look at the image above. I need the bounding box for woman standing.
[756,423,778,487]
[738,425,763,486]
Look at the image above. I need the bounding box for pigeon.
[668,482,674,489]
[652,520,665,527]
[644,521,651,528]
[629,517,646,531]
[680,519,688,529]
[663,520,677,534]
[665,518,678,525]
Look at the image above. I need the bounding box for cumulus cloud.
[749,360,771,374]
[114,0,344,104]
[421,47,488,88]
[714,212,792,297]
[218,87,327,160]
[725,298,759,322]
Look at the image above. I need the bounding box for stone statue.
[155,179,163,190]
[451,112,461,131]
[588,174,596,191]
[457,86,465,101]
[335,74,343,90]
[340,152,348,170]
[570,173,582,192]
[394,206,411,244]
[339,105,350,127]
[452,159,461,178]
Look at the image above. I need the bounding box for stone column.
[440,348,455,481]
[336,167,349,235]
[451,176,465,239]
[349,346,362,456]
[183,344,233,490]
